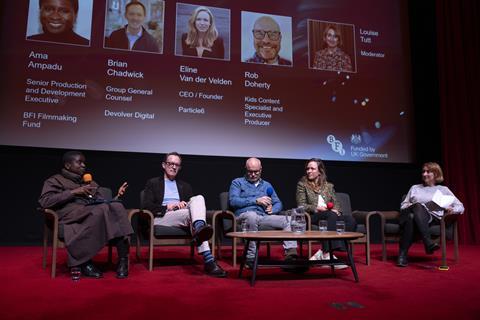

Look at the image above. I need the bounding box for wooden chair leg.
[308,240,312,257]
[136,232,141,260]
[232,218,237,267]
[266,243,271,258]
[379,212,387,261]
[211,215,217,258]
[211,233,217,258]
[216,236,222,259]
[440,219,447,267]
[366,231,371,266]
[51,240,58,279]
[148,240,153,271]
[42,224,48,269]
[149,223,154,271]
[190,243,195,258]
[51,218,60,278]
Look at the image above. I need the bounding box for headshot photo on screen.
[104,0,164,54]
[26,0,92,46]
[174,3,230,61]
[308,20,356,73]
[241,11,293,67]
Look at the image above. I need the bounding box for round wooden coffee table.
[227,230,364,286]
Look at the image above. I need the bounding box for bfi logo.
[327,135,345,156]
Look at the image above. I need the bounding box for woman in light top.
[181,7,224,59]
[296,158,356,262]
[397,162,464,267]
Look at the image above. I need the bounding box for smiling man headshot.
[105,0,160,53]
[243,14,292,66]
[27,0,90,46]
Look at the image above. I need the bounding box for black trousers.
[399,203,438,253]
[311,210,357,251]
[109,237,130,259]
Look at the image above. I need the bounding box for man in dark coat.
[39,151,133,279]
[143,152,227,277]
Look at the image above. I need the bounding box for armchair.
[379,209,459,267]
[130,190,216,271]
[40,187,114,278]
[306,193,383,265]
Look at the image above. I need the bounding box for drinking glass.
[241,220,248,233]
[336,221,345,233]
[318,220,328,232]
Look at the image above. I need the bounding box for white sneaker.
[309,249,324,261]
[322,252,349,269]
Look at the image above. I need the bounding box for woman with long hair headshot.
[181,6,224,59]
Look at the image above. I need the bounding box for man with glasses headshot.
[245,15,292,66]
[143,152,227,277]
[229,158,298,267]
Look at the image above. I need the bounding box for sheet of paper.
[318,194,327,207]
[432,189,455,209]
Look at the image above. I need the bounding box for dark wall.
[0,145,420,244]
[0,0,440,244]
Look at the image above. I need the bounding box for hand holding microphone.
[83,173,96,198]
[256,187,274,209]
[326,201,341,216]
[71,173,96,198]
[83,173,93,184]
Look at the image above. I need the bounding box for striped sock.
[202,250,214,264]
[193,220,205,230]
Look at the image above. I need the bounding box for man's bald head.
[252,16,282,64]
[254,16,280,32]
[245,157,262,182]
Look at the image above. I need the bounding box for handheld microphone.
[266,187,274,197]
[82,173,94,198]
[82,173,93,184]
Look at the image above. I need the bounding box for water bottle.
[291,207,306,233]
[297,206,307,233]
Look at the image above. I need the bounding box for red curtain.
[436,0,480,244]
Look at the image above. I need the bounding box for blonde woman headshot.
[181,6,224,59]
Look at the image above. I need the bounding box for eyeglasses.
[246,169,261,175]
[165,161,181,168]
[252,30,281,41]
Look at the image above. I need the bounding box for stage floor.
[1,244,479,320]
